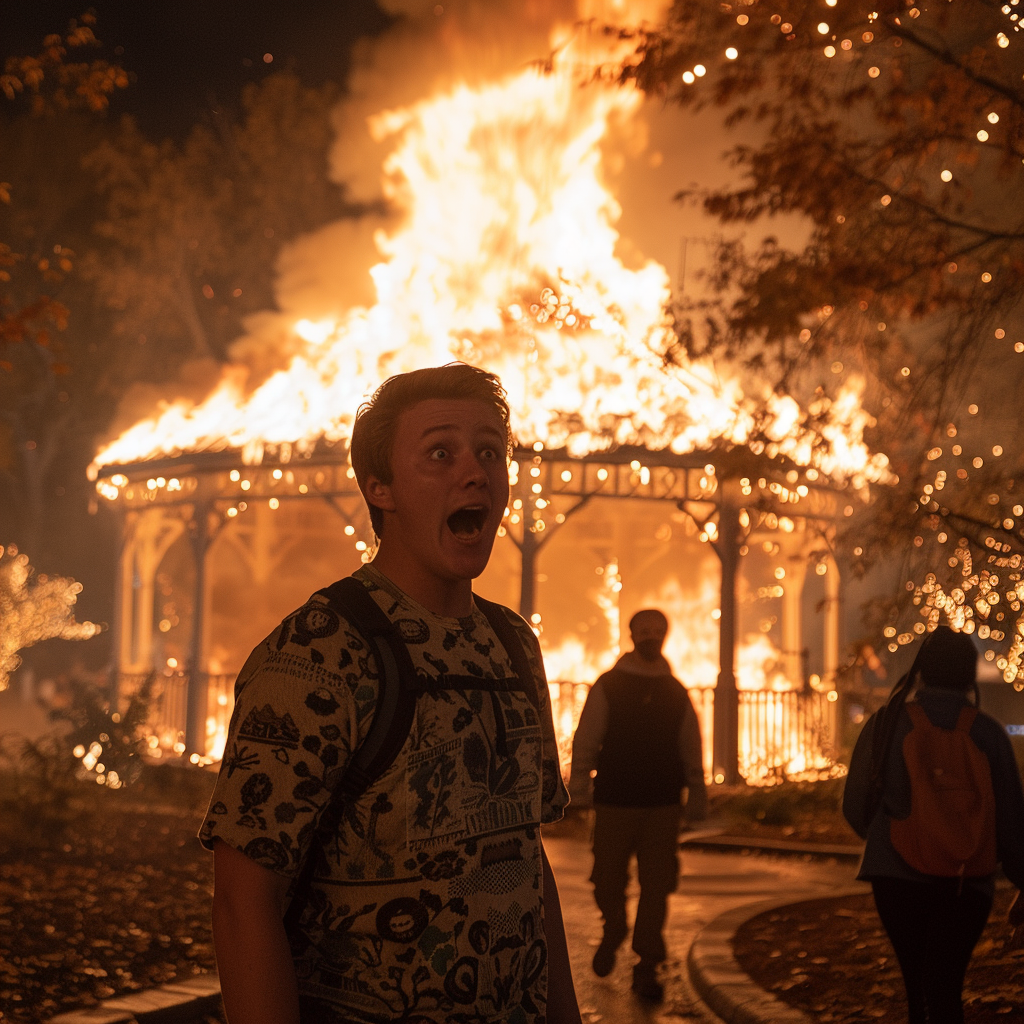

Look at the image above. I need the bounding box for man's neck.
[368,550,474,618]
[615,651,672,676]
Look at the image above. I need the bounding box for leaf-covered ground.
[0,770,219,1023]
[13,769,1003,1024]
[735,889,1024,1023]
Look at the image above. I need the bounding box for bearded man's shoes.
[591,938,618,977]
[631,962,664,1002]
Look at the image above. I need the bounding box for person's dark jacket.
[843,686,1024,895]
[569,652,707,817]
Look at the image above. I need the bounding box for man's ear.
[364,476,397,514]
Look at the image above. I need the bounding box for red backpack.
[889,703,997,878]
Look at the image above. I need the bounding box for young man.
[201,364,581,1024]
[569,609,706,1002]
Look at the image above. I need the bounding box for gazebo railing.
[548,681,839,786]
[738,689,839,783]
[126,671,839,782]
[121,670,235,759]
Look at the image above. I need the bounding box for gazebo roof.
[94,439,847,526]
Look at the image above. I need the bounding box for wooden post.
[780,537,809,690]
[185,501,211,757]
[712,484,741,785]
[823,554,841,687]
[109,510,131,704]
[519,525,538,621]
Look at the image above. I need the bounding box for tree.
[1,62,367,574]
[630,0,1023,369]
[84,73,369,370]
[629,0,1024,678]
[0,15,127,559]
[0,544,99,692]
[1,14,127,350]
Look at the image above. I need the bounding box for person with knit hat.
[843,625,1024,1023]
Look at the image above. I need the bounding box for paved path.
[545,827,864,1023]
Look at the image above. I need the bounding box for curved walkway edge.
[687,886,868,1024]
[46,974,221,1024]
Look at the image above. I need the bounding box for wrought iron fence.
[127,670,839,782]
[121,670,236,759]
[738,688,839,783]
[548,681,839,785]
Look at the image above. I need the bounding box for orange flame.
[90,40,890,490]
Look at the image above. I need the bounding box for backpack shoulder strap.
[316,576,419,798]
[954,705,979,734]
[904,702,928,729]
[473,595,540,709]
[283,577,418,934]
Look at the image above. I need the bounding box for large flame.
[541,569,793,691]
[541,565,840,782]
[90,42,890,488]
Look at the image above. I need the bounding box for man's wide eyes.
[427,446,499,461]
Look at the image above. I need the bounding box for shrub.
[710,778,846,828]
[0,673,156,853]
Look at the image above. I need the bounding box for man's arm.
[213,839,301,1024]
[541,840,582,1024]
[679,695,708,821]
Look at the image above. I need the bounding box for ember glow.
[89,35,890,490]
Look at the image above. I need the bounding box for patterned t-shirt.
[199,564,568,1024]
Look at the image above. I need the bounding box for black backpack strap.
[317,577,421,798]
[283,577,419,934]
[865,635,935,822]
[474,595,540,709]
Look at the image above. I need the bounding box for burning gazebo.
[89,39,891,784]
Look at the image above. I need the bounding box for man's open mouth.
[447,506,489,539]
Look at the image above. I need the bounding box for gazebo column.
[519,526,539,621]
[823,555,841,686]
[112,512,136,696]
[713,484,742,785]
[135,534,159,676]
[779,529,809,689]
[123,509,183,679]
[185,500,213,757]
[514,489,587,625]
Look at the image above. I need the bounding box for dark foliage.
[627,0,1024,668]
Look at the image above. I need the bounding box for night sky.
[1,1,393,138]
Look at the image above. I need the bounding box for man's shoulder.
[599,663,692,704]
[237,579,378,690]
[489,599,538,641]
[469,595,539,656]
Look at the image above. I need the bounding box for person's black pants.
[871,876,992,1024]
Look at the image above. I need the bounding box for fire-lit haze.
[89,7,890,489]
[90,1,879,779]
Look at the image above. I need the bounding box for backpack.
[862,630,981,826]
[282,576,537,935]
[889,702,998,879]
